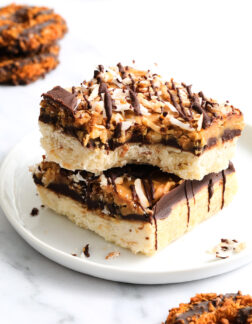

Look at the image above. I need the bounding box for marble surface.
[0,0,252,323]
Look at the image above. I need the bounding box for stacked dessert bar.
[32,63,244,255]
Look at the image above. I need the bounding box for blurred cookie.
[0,4,67,55]
[0,44,59,85]
[165,292,252,323]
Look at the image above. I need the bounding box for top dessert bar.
[39,63,244,179]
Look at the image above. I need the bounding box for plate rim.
[0,127,252,284]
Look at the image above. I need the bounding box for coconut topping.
[41,64,243,153]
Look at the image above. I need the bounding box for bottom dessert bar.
[32,160,237,255]
[164,292,252,323]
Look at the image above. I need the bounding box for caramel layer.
[33,160,235,222]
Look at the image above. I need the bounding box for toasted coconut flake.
[88,84,99,101]
[164,101,178,113]
[114,102,131,112]
[115,177,123,184]
[134,178,149,208]
[69,172,86,183]
[100,174,108,187]
[197,113,203,131]
[122,77,132,85]
[139,104,151,116]
[121,120,133,131]
[169,116,195,131]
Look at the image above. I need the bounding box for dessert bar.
[32,159,237,255]
[39,64,243,179]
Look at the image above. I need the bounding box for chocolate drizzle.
[208,179,213,212]
[99,82,112,127]
[154,162,235,220]
[129,89,141,115]
[191,95,211,129]
[184,182,190,224]
[221,170,226,209]
[236,307,252,323]
[42,86,78,114]
[167,89,186,119]
[176,87,189,121]
[153,216,158,250]
[117,62,126,79]
[173,293,239,324]
[21,19,56,37]
[190,181,195,204]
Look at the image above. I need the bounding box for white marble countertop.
[1,0,252,323]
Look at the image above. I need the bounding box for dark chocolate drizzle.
[221,170,226,209]
[117,62,126,79]
[173,293,239,324]
[184,181,190,225]
[104,89,113,127]
[153,216,158,250]
[129,89,141,115]
[236,307,252,324]
[99,82,112,127]
[190,181,195,204]
[167,89,186,119]
[42,86,78,114]
[21,19,56,37]
[207,179,213,212]
[154,162,235,220]
[176,87,189,121]
[98,64,104,72]
[191,95,211,129]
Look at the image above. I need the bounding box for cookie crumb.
[71,253,77,256]
[83,244,90,257]
[105,251,120,260]
[30,207,39,216]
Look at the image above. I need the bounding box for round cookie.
[0,4,67,55]
[0,44,59,85]
[165,292,252,323]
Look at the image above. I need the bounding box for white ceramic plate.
[0,127,252,284]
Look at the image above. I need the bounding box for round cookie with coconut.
[0,44,59,85]
[0,4,67,55]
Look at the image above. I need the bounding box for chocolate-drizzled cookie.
[165,292,252,323]
[0,4,67,55]
[0,44,59,85]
